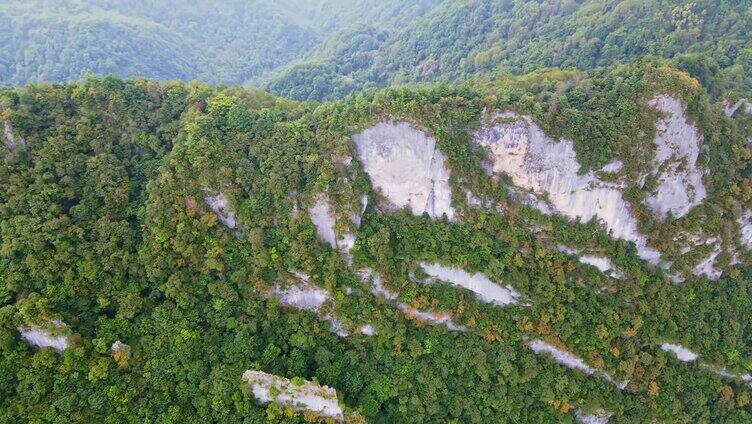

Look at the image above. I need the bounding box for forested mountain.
[2,2,752,422]
[265,0,752,100]
[0,0,439,86]
[3,0,750,103]
[2,61,752,422]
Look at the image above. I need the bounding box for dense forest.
[0,0,440,87]
[266,0,752,101]
[2,1,750,103]
[2,60,752,422]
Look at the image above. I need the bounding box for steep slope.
[2,63,752,422]
[0,0,445,87]
[266,0,752,100]
[0,1,316,85]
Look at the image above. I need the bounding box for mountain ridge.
[2,61,752,422]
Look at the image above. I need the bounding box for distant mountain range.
[1,1,749,100]
[0,0,439,87]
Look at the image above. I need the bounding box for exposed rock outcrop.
[558,246,623,279]
[203,192,237,229]
[600,160,623,174]
[309,195,338,248]
[528,339,626,389]
[18,320,69,352]
[111,340,131,366]
[327,318,349,338]
[739,211,752,250]
[3,119,26,156]
[507,186,554,215]
[308,194,359,260]
[359,324,377,336]
[661,343,752,385]
[724,99,752,117]
[692,244,722,281]
[242,370,344,421]
[111,340,130,356]
[709,366,752,385]
[359,268,465,332]
[660,343,698,362]
[274,272,330,312]
[273,271,349,337]
[349,194,369,228]
[419,262,520,306]
[575,409,612,424]
[472,113,662,266]
[528,339,599,376]
[353,122,456,221]
[643,95,706,220]
[672,232,723,281]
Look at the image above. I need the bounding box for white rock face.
[419,262,519,306]
[473,114,661,265]
[403,307,466,332]
[579,256,616,275]
[528,339,597,375]
[349,194,369,227]
[692,244,722,280]
[507,186,554,215]
[204,192,237,229]
[600,160,623,173]
[18,320,69,352]
[739,211,752,250]
[359,324,377,336]
[309,196,337,248]
[111,340,129,354]
[643,95,706,220]
[724,99,751,117]
[274,272,330,312]
[3,120,12,146]
[661,344,752,386]
[708,366,750,384]
[242,370,343,420]
[575,409,612,424]
[528,339,627,389]
[338,233,356,253]
[558,246,623,279]
[273,272,353,337]
[660,343,699,362]
[360,194,369,214]
[309,194,359,261]
[274,284,330,312]
[358,268,465,332]
[3,120,26,155]
[353,122,456,221]
[326,316,349,338]
[465,191,483,207]
[360,269,398,301]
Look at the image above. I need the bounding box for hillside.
[0,0,442,87]
[265,0,752,100]
[2,62,752,422]
[3,0,750,104]
[0,0,354,86]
